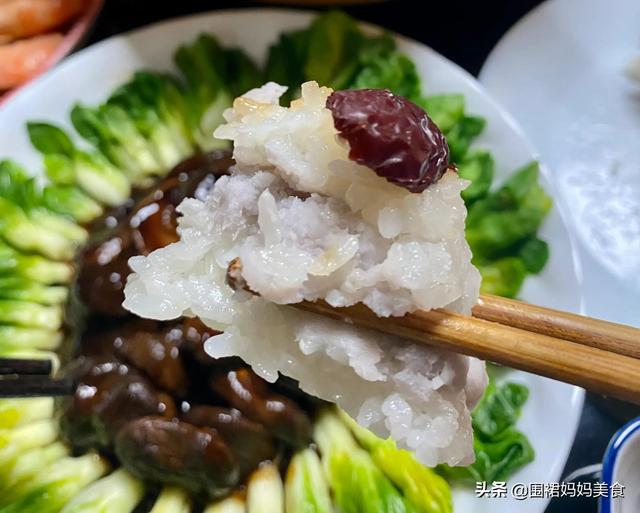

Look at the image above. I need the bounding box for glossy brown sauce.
[62,151,314,500]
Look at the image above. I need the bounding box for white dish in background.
[480,0,640,328]
[0,9,584,513]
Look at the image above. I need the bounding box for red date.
[326,89,450,192]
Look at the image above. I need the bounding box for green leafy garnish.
[457,151,495,202]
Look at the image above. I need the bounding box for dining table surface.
[71,1,633,512]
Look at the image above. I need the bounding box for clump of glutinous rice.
[124,81,486,466]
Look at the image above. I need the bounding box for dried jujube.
[326,88,450,192]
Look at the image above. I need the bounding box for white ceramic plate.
[480,0,640,328]
[0,9,584,513]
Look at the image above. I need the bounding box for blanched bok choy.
[0,242,73,284]
[174,34,262,151]
[148,486,191,513]
[314,410,417,513]
[315,409,453,513]
[246,463,284,513]
[0,453,109,513]
[27,123,131,206]
[107,73,195,171]
[0,160,84,259]
[285,448,332,513]
[0,398,55,429]
[203,496,245,513]
[58,468,144,513]
[0,326,62,351]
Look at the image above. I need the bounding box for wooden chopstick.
[292,300,640,405]
[0,357,53,376]
[0,376,74,398]
[473,294,640,359]
[227,256,640,401]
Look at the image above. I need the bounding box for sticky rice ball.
[124,81,486,466]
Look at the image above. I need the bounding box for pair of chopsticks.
[294,293,640,404]
[2,292,638,403]
[0,358,73,398]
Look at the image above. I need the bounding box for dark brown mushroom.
[183,405,276,478]
[112,324,189,397]
[210,368,312,448]
[66,150,321,496]
[60,358,177,451]
[115,417,240,498]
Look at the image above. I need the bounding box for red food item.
[0,0,85,41]
[326,88,450,192]
[0,33,63,90]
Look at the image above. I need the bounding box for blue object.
[600,416,640,513]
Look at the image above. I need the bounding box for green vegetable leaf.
[314,409,417,513]
[43,154,76,185]
[472,380,529,439]
[0,161,42,210]
[127,71,194,157]
[0,327,62,352]
[0,420,58,472]
[457,151,494,202]
[266,30,310,104]
[222,48,264,98]
[471,428,535,483]
[493,161,541,207]
[42,185,103,223]
[174,34,234,151]
[0,453,109,512]
[285,449,332,513]
[0,442,68,496]
[71,103,160,183]
[340,410,452,513]
[265,12,425,107]
[70,104,106,149]
[59,469,144,513]
[516,237,550,274]
[442,428,534,484]
[466,161,551,258]
[478,258,527,298]
[0,241,73,284]
[27,122,75,157]
[419,95,465,133]
[0,197,77,261]
[0,399,54,430]
[446,115,486,162]
[73,151,131,206]
[0,300,63,330]
[304,11,363,88]
[349,35,421,100]
[0,277,68,305]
